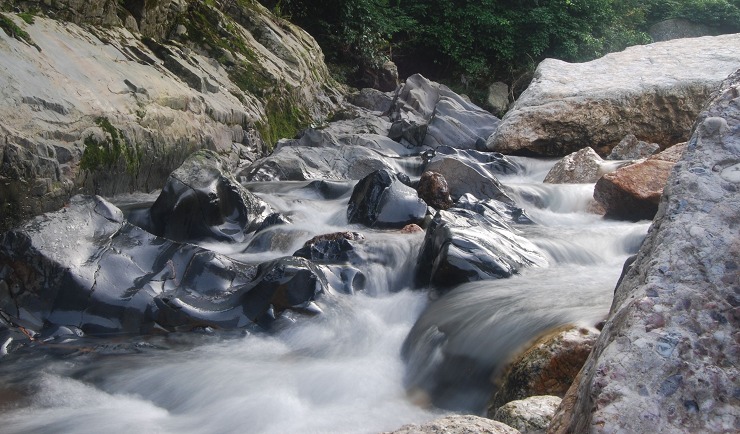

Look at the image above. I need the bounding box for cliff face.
[0,0,343,231]
[550,69,740,433]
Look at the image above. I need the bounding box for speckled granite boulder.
[493,395,561,434]
[384,415,520,434]
[548,69,740,434]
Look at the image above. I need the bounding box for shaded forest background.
[258,0,740,107]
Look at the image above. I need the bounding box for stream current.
[0,157,649,434]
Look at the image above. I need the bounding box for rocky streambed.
[1,11,738,432]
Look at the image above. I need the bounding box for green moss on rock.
[257,97,309,150]
[80,117,142,175]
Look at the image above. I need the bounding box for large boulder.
[593,143,686,221]
[384,415,520,434]
[415,198,547,289]
[130,150,275,243]
[347,169,428,229]
[0,196,328,336]
[549,70,740,433]
[390,74,500,150]
[0,1,342,232]
[487,34,740,157]
[493,395,562,434]
[488,326,600,414]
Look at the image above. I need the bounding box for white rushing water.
[0,157,650,433]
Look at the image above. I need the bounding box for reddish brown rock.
[417,171,453,210]
[487,326,600,416]
[400,224,424,234]
[593,143,686,221]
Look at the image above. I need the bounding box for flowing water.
[0,157,650,433]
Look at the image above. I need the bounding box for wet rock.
[550,69,740,434]
[390,74,500,150]
[415,200,547,289]
[293,232,365,262]
[301,180,354,200]
[424,146,519,204]
[487,34,740,156]
[593,143,686,221]
[384,415,521,434]
[417,171,453,210]
[131,150,275,243]
[606,134,660,160]
[493,395,562,434]
[488,326,600,413]
[544,148,614,184]
[0,196,328,336]
[347,169,428,229]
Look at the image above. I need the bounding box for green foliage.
[18,11,34,24]
[0,12,39,50]
[256,97,309,150]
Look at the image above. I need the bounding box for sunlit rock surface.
[488,34,740,157]
[0,1,341,231]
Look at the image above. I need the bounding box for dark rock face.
[0,196,327,336]
[131,150,275,243]
[424,146,519,204]
[389,74,500,150]
[417,171,453,210]
[415,200,547,289]
[550,70,740,434]
[347,170,428,229]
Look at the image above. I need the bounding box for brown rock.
[400,224,424,234]
[593,143,686,221]
[487,326,600,416]
[417,171,454,210]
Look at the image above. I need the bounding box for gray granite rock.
[384,415,520,434]
[606,134,660,160]
[549,69,740,433]
[543,147,619,184]
[493,395,561,434]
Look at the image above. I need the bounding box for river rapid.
[0,157,649,434]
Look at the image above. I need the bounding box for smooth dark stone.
[347,169,428,229]
[133,150,275,243]
[0,196,328,336]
